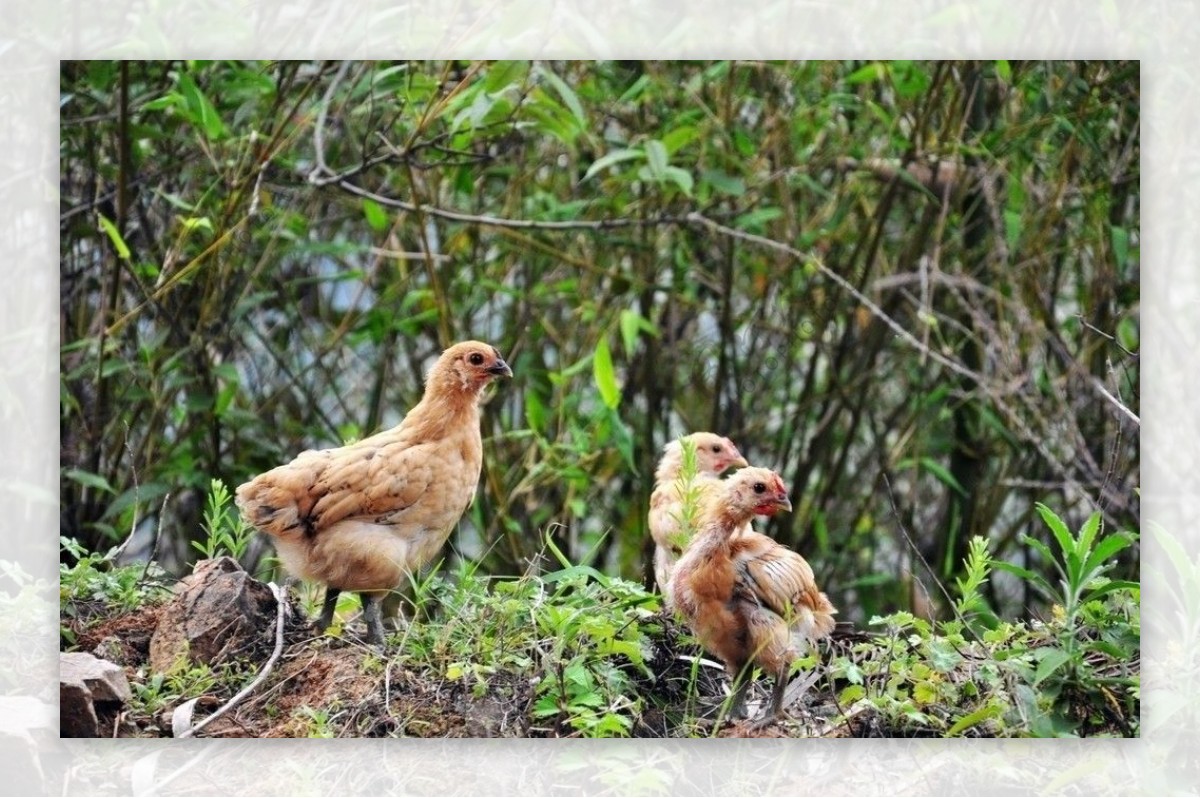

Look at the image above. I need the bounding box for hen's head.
[719,466,792,520]
[658,432,748,481]
[431,340,513,393]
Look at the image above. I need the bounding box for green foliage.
[193,478,255,563]
[993,504,1139,636]
[59,536,169,645]
[836,509,1139,738]
[61,60,1139,635]
[953,535,994,622]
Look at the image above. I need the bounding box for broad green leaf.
[702,169,746,197]
[97,214,130,260]
[1077,511,1102,561]
[1084,579,1140,602]
[64,468,116,494]
[734,207,783,231]
[177,71,226,140]
[1082,531,1134,578]
[919,457,967,496]
[525,389,547,435]
[663,166,694,196]
[839,684,866,704]
[1035,503,1076,563]
[484,60,529,93]
[1033,647,1073,685]
[536,65,585,124]
[947,702,1004,736]
[995,60,1012,83]
[928,638,963,673]
[845,62,886,85]
[619,310,641,358]
[592,337,620,410]
[582,148,644,181]
[662,125,698,155]
[362,198,388,232]
[1110,224,1130,269]
[644,139,668,179]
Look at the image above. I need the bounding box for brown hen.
[672,467,836,726]
[235,340,512,644]
[647,433,748,603]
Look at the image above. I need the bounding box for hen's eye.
[468,353,485,366]
[753,482,766,494]
[712,445,722,452]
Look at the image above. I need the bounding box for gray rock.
[60,652,132,738]
[149,556,277,673]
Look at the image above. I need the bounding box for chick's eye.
[712,445,722,453]
[468,353,485,366]
[753,482,766,494]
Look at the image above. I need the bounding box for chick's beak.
[776,494,793,513]
[488,358,513,378]
[729,454,749,470]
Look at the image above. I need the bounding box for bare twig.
[176,581,288,738]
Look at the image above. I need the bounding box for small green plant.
[993,504,1138,637]
[295,705,338,738]
[194,478,255,562]
[128,658,223,717]
[667,438,704,552]
[60,536,169,645]
[953,535,997,626]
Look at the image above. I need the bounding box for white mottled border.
[3,2,1188,794]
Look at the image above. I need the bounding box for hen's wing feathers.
[732,535,820,619]
[239,436,443,536]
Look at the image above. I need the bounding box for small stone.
[149,557,277,673]
[60,652,132,738]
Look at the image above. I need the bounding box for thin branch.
[176,581,288,738]
[333,179,695,231]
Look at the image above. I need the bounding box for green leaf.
[662,166,694,196]
[582,148,644,181]
[1077,512,1102,561]
[702,169,746,197]
[1033,647,1073,685]
[97,214,131,260]
[734,207,782,231]
[845,62,886,85]
[995,60,1012,83]
[177,71,226,140]
[619,310,641,358]
[1083,579,1140,602]
[525,389,547,435]
[592,337,620,410]
[661,125,698,155]
[920,457,967,496]
[1035,503,1074,558]
[928,638,963,673]
[644,139,668,180]
[1110,224,1130,269]
[362,198,388,232]
[64,468,116,494]
[536,65,585,124]
[839,684,866,704]
[1081,531,1134,578]
[947,702,1004,736]
[484,60,528,93]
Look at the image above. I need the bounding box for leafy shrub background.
[60,60,1139,626]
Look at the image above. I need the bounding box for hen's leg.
[360,592,387,645]
[748,669,788,729]
[315,587,341,633]
[727,673,753,720]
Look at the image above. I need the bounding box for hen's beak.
[729,454,749,470]
[488,359,513,378]
[776,494,793,513]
